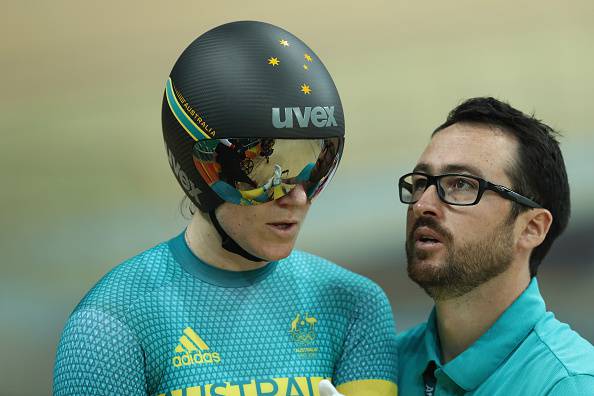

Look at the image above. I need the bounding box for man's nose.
[411,185,444,218]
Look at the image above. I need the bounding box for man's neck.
[185,212,270,272]
[435,267,530,364]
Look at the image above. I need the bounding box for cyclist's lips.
[266,220,299,237]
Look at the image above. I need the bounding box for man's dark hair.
[433,97,570,276]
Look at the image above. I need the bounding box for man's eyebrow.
[442,163,484,178]
[413,163,431,173]
[412,163,485,178]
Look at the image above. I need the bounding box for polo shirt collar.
[423,309,442,364]
[422,278,546,391]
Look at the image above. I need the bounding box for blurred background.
[2,1,593,394]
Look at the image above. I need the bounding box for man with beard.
[395,97,594,395]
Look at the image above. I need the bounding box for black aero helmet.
[162,21,345,261]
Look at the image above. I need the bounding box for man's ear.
[517,208,553,250]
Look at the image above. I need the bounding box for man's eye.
[451,177,476,191]
[412,179,428,192]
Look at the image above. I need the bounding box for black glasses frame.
[398,172,542,208]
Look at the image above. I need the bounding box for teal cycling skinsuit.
[53,232,398,396]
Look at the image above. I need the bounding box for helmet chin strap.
[208,210,265,262]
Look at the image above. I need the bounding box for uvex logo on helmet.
[272,106,337,128]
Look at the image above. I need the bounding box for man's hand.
[319,379,345,396]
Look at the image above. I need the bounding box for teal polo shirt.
[397,278,594,395]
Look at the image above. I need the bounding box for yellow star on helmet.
[268,57,280,66]
[300,84,312,95]
[303,64,309,71]
[279,39,290,47]
[304,53,313,62]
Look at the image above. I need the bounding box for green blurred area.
[1,1,594,395]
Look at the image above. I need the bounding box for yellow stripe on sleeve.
[336,379,398,396]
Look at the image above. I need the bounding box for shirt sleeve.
[547,374,594,395]
[53,309,147,396]
[333,286,398,390]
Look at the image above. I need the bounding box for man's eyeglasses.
[398,172,542,208]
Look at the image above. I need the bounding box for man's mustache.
[408,216,453,244]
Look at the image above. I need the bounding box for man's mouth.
[419,236,439,243]
[413,226,444,249]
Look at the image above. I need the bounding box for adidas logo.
[172,327,221,368]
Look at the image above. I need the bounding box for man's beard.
[405,216,514,301]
